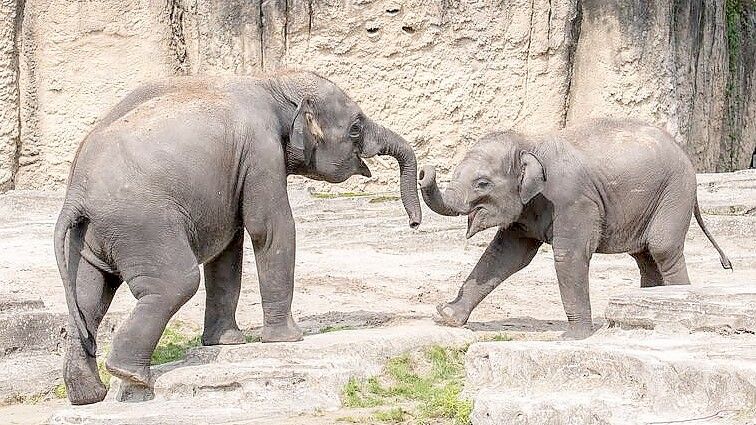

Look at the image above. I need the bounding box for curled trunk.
[418,166,465,216]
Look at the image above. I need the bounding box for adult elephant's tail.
[54,202,96,356]
[693,197,733,270]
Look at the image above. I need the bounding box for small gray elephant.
[54,71,422,405]
[419,119,731,339]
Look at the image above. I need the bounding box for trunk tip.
[418,165,436,189]
[408,209,422,228]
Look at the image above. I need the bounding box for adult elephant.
[54,71,422,405]
[419,119,730,339]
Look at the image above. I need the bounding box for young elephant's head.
[273,71,421,228]
[418,132,545,238]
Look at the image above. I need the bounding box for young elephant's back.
[562,119,694,185]
[560,119,696,253]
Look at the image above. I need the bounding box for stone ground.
[0,170,754,424]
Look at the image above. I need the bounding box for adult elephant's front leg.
[244,193,303,343]
[437,229,541,327]
[202,230,245,345]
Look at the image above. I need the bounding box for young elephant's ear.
[519,151,546,204]
[289,97,323,166]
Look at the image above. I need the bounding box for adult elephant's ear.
[289,97,323,166]
[519,151,546,204]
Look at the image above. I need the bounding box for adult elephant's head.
[418,132,545,238]
[273,71,421,228]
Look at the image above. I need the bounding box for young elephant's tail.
[54,202,96,357]
[693,197,733,270]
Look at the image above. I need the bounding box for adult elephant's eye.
[349,123,362,140]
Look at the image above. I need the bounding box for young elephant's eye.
[475,179,492,190]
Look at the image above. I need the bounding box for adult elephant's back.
[71,91,248,264]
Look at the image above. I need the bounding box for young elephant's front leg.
[245,194,303,343]
[437,228,541,326]
[551,202,600,339]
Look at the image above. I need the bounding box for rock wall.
[0,0,19,191]
[16,0,176,188]
[0,0,753,191]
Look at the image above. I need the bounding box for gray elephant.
[54,71,422,405]
[419,119,731,339]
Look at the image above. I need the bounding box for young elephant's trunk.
[362,121,422,228]
[418,166,466,216]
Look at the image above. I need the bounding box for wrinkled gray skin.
[420,119,731,339]
[54,71,422,405]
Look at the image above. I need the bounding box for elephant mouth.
[466,207,485,239]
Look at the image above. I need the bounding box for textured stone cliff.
[0,0,753,190]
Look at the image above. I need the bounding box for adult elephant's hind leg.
[202,230,245,346]
[106,239,200,386]
[631,251,663,287]
[64,256,120,405]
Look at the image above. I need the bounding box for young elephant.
[419,119,730,339]
[54,71,422,404]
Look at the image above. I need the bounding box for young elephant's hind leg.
[648,245,691,285]
[64,258,120,405]
[202,230,245,345]
[631,251,664,287]
[106,243,200,386]
[645,195,693,286]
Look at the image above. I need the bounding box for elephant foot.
[104,357,151,387]
[64,353,107,405]
[202,326,245,346]
[562,322,595,340]
[434,303,470,327]
[261,317,303,343]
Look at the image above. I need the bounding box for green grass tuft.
[336,416,364,423]
[485,333,512,342]
[98,359,112,386]
[341,345,472,424]
[368,195,400,203]
[374,407,408,422]
[343,377,383,408]
[151,326,201,365]
[53,382,67,399]
[311,191,370,199]
[320,325,353,333]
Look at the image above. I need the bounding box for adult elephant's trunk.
[361,120,422,228]
[418,166,466,216]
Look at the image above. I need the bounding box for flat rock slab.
[697,170,756,216]
[0,292,45,313]
[49,323,475,425]
[0,353,62,404]
[472,389,750,425]
[605,283,756,334]
[466,331,756,425]
[0,310,67,355]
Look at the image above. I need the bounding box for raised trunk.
[417,165,466,216]
[362,120,422,228]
